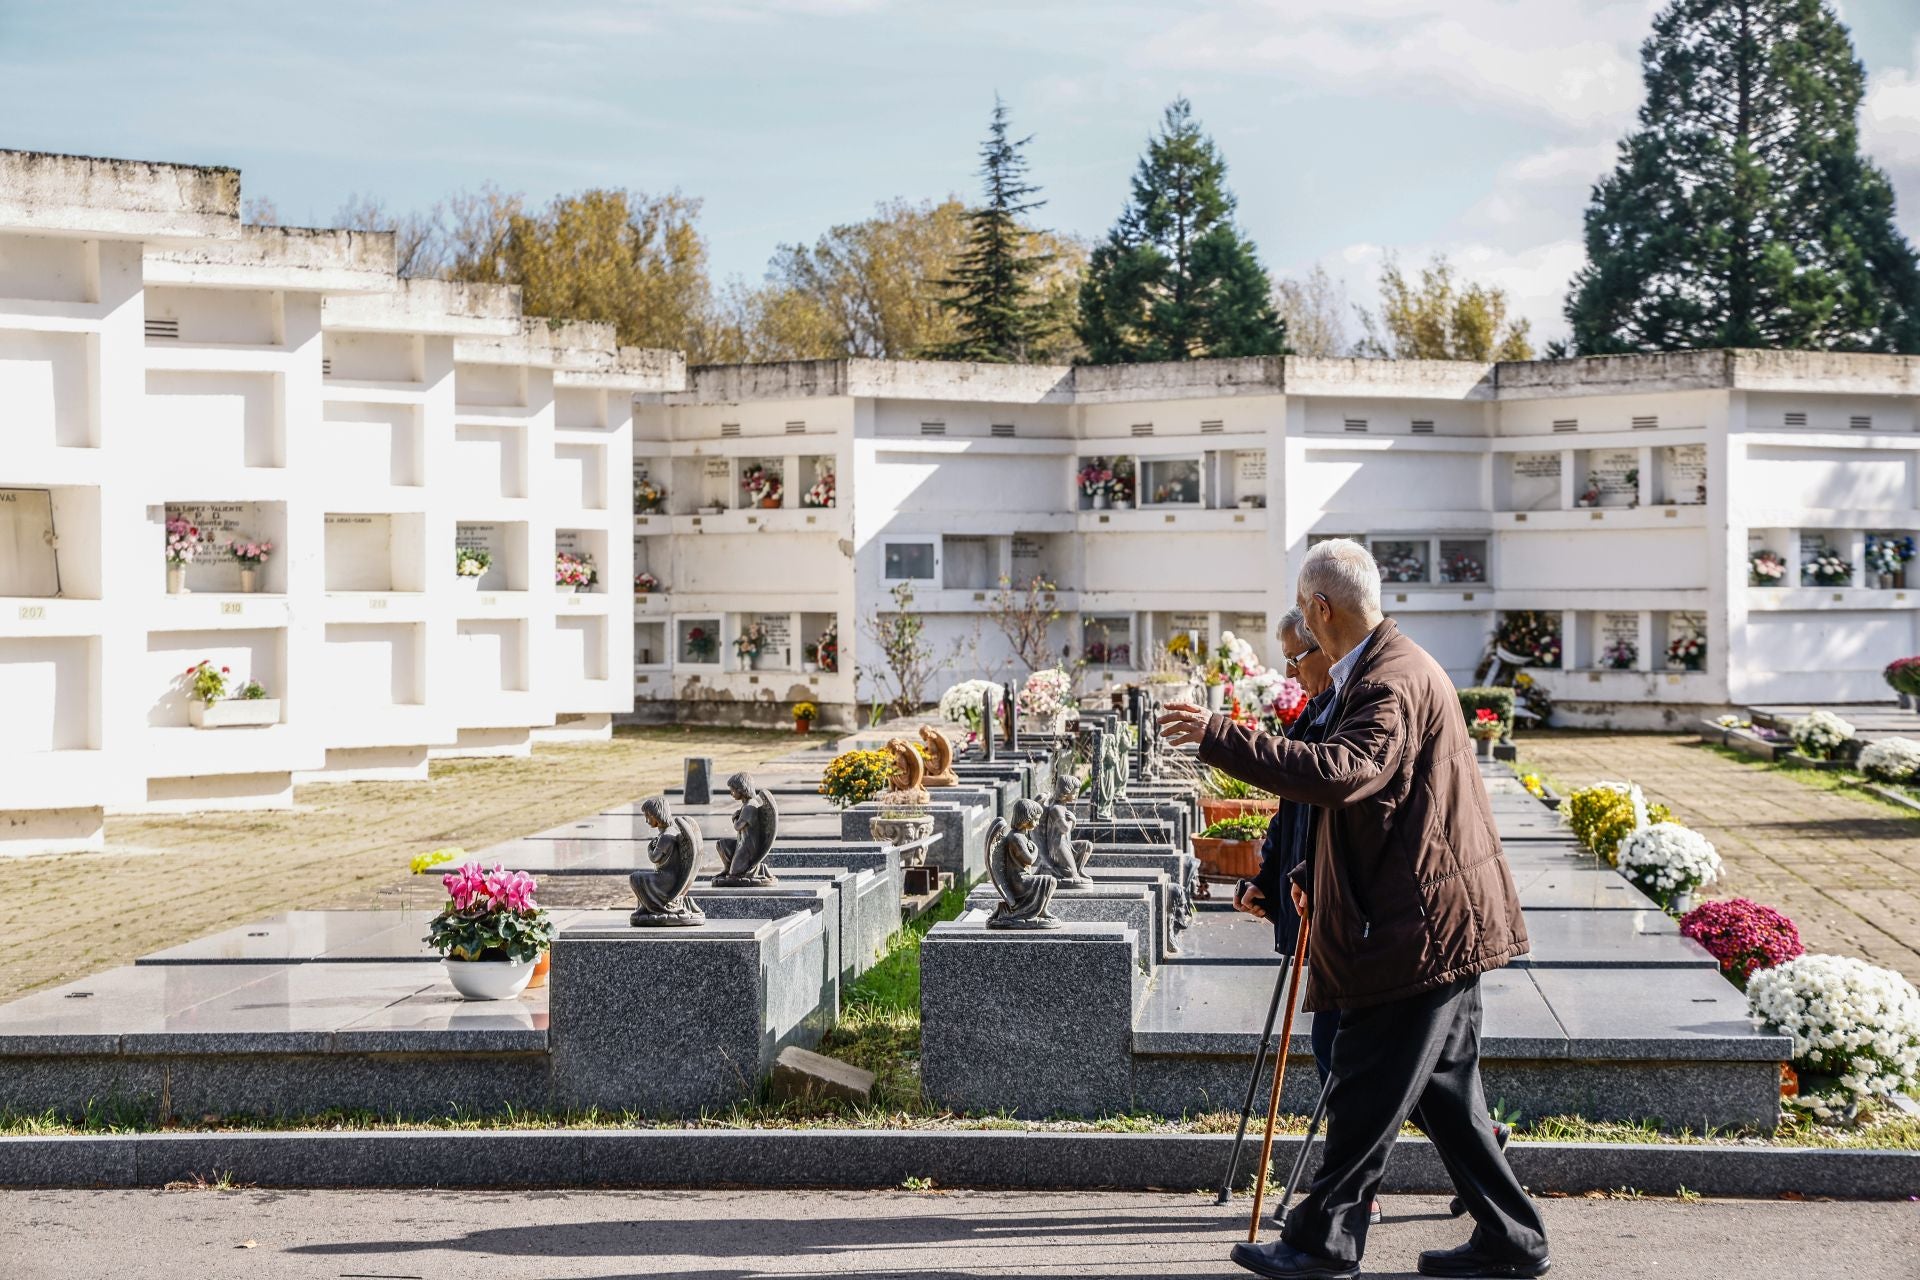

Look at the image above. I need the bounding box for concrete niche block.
[920,920,1139,1118]
[549,914,834,1115]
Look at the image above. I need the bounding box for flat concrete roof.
[322,278,526,336]
[144,223,397,292]
[0,149,241,242]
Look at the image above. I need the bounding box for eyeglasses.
[1284,647,1320,674]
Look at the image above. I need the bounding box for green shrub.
[1458,687,1515,739]
[1200,814,1269,842]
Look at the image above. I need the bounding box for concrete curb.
[0,1129,1914,1199]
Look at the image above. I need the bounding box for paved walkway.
[1520,731,1920,983]
[0,727,798,1002]
[3,1189,1914,1278]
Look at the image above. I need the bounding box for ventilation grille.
[1631,414,1658,429]
[1200,419,1224,435]
[920,421,946,436]
[990,423,1016,438]
[1851,415,1873,430]
[321,357,333,376]
[1785,411,1808,427]
[1410,419,1435,435]
[1551,418,1578,433]
[1130,423,1154,437]
[719,423,741,438]
[1343,418,1369,433]
[784,420,806,435]
[144,317,179,340]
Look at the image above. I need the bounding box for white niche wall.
[145,628,284,727]
[457,618,529,697]
[324,513,426,593]
[162,502,287,594]
[320,623,425,715]
[320,401,425,490]
[0,635,97,752]
[455,522,527,592]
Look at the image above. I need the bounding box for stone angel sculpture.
[918,725,958,787]
[1037,773,1094,887]
[630,795,707,927]
[712,771,780,886]
[985,799,1060,930]
[883,736,931,804]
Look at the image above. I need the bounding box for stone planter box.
[188,698,280,729]
[1200,797,1277,829]
[1191,836,1260,879]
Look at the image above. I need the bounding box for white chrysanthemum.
[1615,821,1721,901]
[937,679,1001,729]
[1748,955,1920,1119]
[1857,737,1920,784]
[1791,710,1856,758]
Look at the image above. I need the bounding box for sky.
[4,0,1920,347]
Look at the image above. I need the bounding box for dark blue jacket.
[1252,690,1334,953]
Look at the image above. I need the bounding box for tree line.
[279,0,1919,365]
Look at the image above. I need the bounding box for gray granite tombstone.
[684,756,714,807]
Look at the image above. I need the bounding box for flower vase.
[1206,685,1226,713]
[1092,491,1109,511]
[166,564,186,595]
[239,567,258,594]
[1476,736,1495,759]
[1113,498,1131,510]
[1879,573,1898,590]
[1669,890,1693,916]
[456,575,480,592]
[442,957,535,1001]
[759,497,780,510]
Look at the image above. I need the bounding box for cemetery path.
[1,1188,1913,1278]
[1519,731,1920,984]
[0,726,800,1002]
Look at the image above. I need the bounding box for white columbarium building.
[634,351,1920,730]
[5,147,1919,855]
[0,151,674,852]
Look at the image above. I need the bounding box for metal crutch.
[1213,950,1294,1205]
[1245,916,1311,1243]
[1271,1072,1334,1225]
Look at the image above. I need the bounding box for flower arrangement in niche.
[819,749,896,808]
[1858,736,1920,784]
[803,468,836,509]
[740,465,782,506]
[634,477,666,513]
[456,548,491,578]
[1601,639,1638,670]
[1678,898,1804,989]
[1076,459,1115,502]
[1110,457,1136,505]
[427,864,553,964]
[733,621,769,663]
[1615,821,1722,910]
[1748,549,1786,586]
[1748,955,1920,1121]
[1438,552,1484,584]
[683,626,717,663]
[633,571,662,595]
[1494,611,1561,668]
[1373,545,1427,584]
[228,538,272,566]
[1865,534,1915,582]
[1165,632,1195,661]
[1790,709,1855,760]
[555,551,596,590]
[165,516,204,565]
[815,618,838,672]
[1803,548,1854,586]
[184,660,231,704]
[1666,631,1705,671]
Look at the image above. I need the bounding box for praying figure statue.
[630,795,706,927]
[1037,773,1094,887]
[1090,729,1125,821]
[883,736,931,804]
[712,771,780,886]
[918,725,958,787]
[985,799,1061,930]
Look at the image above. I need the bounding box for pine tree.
[1077,98,1286,363]
[1567,0,1920,355]
[928,98,1056,363]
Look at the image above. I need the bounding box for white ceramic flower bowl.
[443,957,536,1001]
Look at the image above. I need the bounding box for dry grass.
[0,725,796,1001]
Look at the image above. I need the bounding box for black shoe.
[1230,1239,1359,1280]
[1451,1122,1513,1217]
[1418,1241,1550,1278]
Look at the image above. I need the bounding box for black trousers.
[1281,975,1548,1267]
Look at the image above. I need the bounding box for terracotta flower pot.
[759,497,780,509]
[1192,836,1262,879]
[1201,797,1279,830]
[526,950,551,990]
[795,719,813,733]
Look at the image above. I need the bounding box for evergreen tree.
[929,98,1056,363]
[1077,98,1286,363]
[1567,0,1920,355]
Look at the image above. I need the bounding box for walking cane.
[1212,949,1292,1205]
[1246,915,1311,1243]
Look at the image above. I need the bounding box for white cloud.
[1135,0,1653,130]
[1863,38,1920,240]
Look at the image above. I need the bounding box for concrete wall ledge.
[0,1129,1911,1198]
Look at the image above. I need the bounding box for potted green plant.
[1193,813,1267,879]
[183,660,279,728]
[427,862,554,1001]
[1200,766,1278,829]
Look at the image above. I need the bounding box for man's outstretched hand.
[1158,701,1212,747]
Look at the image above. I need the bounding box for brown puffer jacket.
[1199,617,1529,1012]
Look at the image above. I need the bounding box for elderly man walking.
[1162,539,1550,1280]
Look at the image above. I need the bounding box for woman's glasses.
[1284,647,1320,675]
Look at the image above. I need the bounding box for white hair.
[1277,607,1310,645]
[1300,539,1383,619]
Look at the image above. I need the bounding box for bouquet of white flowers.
[1748,954,1920,1120]
[1615,821,1721,908]
[937,679,1002,739]
[1858,736,1920,784]
[1790,709,1855,760]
